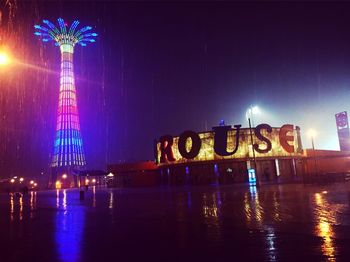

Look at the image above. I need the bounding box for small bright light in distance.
[62,174,67,179]
[92,179,96,183]
[246,105,260,120]
[34,183,38,187]
[30,180,34,185]
[10,179,15,183]
[55,181,61,189]
[251,106,260,115]
[19,177,24,182]
[308,129,317,138]
[0,53,9,65]
[107,173,114,177]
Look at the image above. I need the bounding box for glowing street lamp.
[246,105,260,125]
[55,180,61,189]
[307,129,317,142]
[19,177,24,182]
[30,180,34,185]
[0,52,10,65]
[10,178,15,183]
[62,174,67,179]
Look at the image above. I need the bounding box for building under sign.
[107,123,350,187]
[155,124,305,185]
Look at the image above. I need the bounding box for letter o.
[178,131,201,159]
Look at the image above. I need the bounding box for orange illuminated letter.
[178,130,201,159]
[279,124,295,153]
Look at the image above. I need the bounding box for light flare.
[0,52,10,65]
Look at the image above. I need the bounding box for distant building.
[156,124,304,185]
[107,162,158,187]
[107,124,350,188]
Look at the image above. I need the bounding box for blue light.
[214,164,219,173]
[248,168,256,185]
[68,20,80,35]
[57,18,67,34]
[249,185,257,196]
[34,19,98,47]
[55,191,85,262]
[79,26,92,33]
[43,19,60,34]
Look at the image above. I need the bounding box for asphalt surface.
[1,183,350,261]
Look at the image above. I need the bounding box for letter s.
[253,124,272,153]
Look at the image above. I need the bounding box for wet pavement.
[1,184,350,261]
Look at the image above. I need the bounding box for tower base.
[49,166,85,189]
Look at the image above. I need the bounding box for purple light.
[34,18,97,168]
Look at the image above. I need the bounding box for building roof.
[108,161,158,173]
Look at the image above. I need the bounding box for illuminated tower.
[34,18,97,180]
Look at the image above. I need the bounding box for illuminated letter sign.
[178,130,202,159]
[159,135,176,163]
[212,125,241,156]
[279,124,295,153]
[157,123,301,164]
[253,124,272,153]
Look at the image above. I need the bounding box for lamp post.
[308,129,318,182]
[247,105,260,187]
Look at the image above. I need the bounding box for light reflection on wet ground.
[1,184,350,261]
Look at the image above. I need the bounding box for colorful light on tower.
[34,18,97,169]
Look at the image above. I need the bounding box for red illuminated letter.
[279,124,295,153]
[159,135,176,163]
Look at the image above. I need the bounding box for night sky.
[1,1,350,176]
